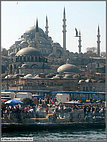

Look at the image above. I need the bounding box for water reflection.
[2,128,106,141]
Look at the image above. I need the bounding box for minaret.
[45,16,49,36]
[97,25,101,56]
[78,31,82,53]
[35,19,39,47]
[62,7,66,51]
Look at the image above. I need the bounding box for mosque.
[6,8,101,76]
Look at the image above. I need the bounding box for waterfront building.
[78,79,105,92]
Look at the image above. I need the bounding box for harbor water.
[2,128,106,142]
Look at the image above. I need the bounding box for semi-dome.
[16,47,41,56]
[57,63,80,74]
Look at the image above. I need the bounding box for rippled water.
[2,128,106,142]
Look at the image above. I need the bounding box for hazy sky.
[1,1,106,53]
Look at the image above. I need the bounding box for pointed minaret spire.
[64,7,66,19]
[97,25,101,56]
[45,15,49,36]
[79,31,81,36]
[35,18,39,47]
[36,19,39,32]
[98,25,100,34]
[62,7,67,52]
[78,31,82,54]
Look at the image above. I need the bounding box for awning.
[1,99,7,102]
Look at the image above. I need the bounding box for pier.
[2,121,105,132]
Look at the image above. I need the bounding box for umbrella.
[5,99,24,105]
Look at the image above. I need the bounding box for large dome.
[57,63,80,74]
[25,26,46,38]
[16,47,41,56]
[25,26,35,33]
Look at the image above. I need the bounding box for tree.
[85,47,97,57]
[101,52,106,57]
[86,47,97,54]
[1,48,8,56]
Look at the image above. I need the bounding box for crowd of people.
[1,96,105,123]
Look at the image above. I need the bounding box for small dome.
[78,80,85,84]
[34,74,41,79]
[85,79,92,83]
[21,64,29,68]
[63,73,72,79]
[57,63,80,74]
[52,74,62,79]
[16,47,41,56]
[24,74,33,79]
[72,74,80,79]
[5,75,12,79]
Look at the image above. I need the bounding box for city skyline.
[1,1,106,53]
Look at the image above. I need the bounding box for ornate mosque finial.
[98,25,100,34]
[64,7,66,19]
[46,15,48,23]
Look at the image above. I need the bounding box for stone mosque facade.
[7,9,71,75]
[6,8,101,76]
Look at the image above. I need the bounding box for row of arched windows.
[15,55,47,63]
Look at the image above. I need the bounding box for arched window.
[20,56,22,61]
[23,56,26,62]
[30,56,32,62]
[9,64,13,74]
[31,56,34,62]
[27,56,30,62]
